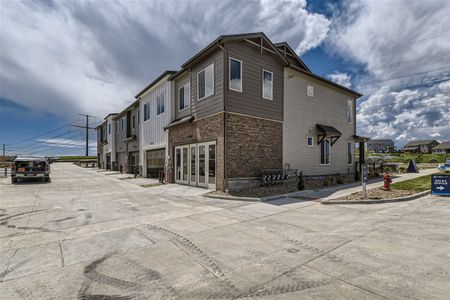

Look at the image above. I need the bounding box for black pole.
[85,115,89,156]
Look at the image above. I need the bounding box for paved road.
[0,163,449,299]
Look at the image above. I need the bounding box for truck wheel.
[11,177,17,184]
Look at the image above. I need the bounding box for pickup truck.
[11,156,51,183]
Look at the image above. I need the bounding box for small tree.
[297,172,305,190]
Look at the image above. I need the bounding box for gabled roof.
[432,141,450,150]
[135,70,177,98]
[103,113,118,120]
[113,99,139,120]
[404,140,438,147]
[367,139,395,144]
[180,32,289,70]
[273,42,311,72]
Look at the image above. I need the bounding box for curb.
[321,190,431,205]
[203,192,262,202]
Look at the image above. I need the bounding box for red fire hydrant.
[383,172,392,191]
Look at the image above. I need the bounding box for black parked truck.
[11,156,51,183]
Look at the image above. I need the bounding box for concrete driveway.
[0,163,449,299]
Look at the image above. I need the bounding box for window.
[347,142,353,164]
[121,118,124,131]
[157,94,165,115]
[144,104,150,121]
[307,136,313,147]
[347,99,353,124]
[307,85,314,97]
[179,84,190,110]
[262,69,273,100]
[198,63,214,100]
[132,115,135,129]
[229,57,242,92]
[108,123,111,135]
[320,139,330,165]
[137,110,140,124]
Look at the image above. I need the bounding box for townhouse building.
[135,71,175,178]
[402,140,439,154]
[97,32,363,192]
[367,139,395,153]
[113,101,139,173]
[96,113,117,170]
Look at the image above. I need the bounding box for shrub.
[297,172,305,190]
[323,177,329,186]
[336,174,344,184]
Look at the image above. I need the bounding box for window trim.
[307,84,314,97]
[229,57,242,92]
[347,99,353,124]
[262,69,273,100]
[347,142,353,165]
[307,136,314,147]
[320,138,331,166]
[157,94,165,116]
[197,63,215,101]
[179,83,190,111]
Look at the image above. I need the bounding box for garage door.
[146,149,165,178]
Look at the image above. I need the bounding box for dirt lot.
[0,163,449,299]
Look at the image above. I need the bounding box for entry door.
[175,146,189,184]
[197,141,216,190]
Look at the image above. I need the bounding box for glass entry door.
[175,146,189,184]
[174,141,216,189]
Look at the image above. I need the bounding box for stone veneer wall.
[226,113,283,190]
[168,113,225,191]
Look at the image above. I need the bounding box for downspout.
[217,40,228,192]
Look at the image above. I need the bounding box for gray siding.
[225,41,284,121]
[115,116,127,154]
[190,49,224,119]
[174,72,191,120]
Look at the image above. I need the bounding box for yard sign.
[431,174,450,196]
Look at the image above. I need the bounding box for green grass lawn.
[57,156,97,160]
[391,174,434,192]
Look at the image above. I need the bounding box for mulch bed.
[336,188,415,201]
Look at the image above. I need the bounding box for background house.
[402,140,439,154]
[432,142,450,154]
[366,139,395,153]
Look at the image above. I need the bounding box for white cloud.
[327,72,351,88]
[0,0,331,118]
[328,0,450,145]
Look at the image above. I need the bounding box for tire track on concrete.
[146,224,240,299]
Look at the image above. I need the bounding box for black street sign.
[431,174,450,196]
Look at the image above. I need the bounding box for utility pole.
[2,144,5,157]
[71,114,96,156]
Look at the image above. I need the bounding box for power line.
[71,114,97,156]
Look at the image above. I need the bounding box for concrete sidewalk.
[269,168,436,201]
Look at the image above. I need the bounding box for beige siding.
[225,41,284,121]
[283,67,357,175]
[190,49,224,119]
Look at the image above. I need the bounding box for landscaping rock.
[336,188,415,201]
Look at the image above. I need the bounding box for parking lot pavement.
[0,163,449,299]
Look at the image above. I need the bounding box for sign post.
[362,163,368,198]
[431,174,450,196]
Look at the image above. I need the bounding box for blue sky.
[1,0,449,156]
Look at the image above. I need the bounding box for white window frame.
[307,136,314,147]
[320,138,331,166]
[262,69,273,100]
[347,99,353,124]
[157,94,165,115]
[307,84,314,97]
[229,57,242,92]
[197,63,214,100]
[179,83,190,111]
[347,142,353,165]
